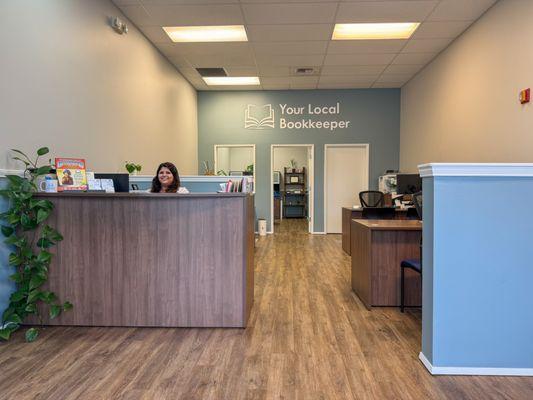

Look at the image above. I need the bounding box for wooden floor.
[1,220,532,399]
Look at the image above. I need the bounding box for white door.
[325,145,369,233]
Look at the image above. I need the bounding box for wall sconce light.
[111,17,128,35]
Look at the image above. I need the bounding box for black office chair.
[401,191,422,312]
[359,190,384,207]
[362,207,395,219]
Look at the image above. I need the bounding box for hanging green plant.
[0,147,72,342]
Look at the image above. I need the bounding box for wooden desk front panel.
[371,230,421,307]
[34,194,253,328]
[351,221,421,308]
[342,208,409,255]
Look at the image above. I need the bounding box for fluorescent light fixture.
[203,77,260,86]
[332,23,420,40]
[163,25,248,42]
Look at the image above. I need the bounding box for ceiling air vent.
[196,67,227,77]
[292,67,319,76]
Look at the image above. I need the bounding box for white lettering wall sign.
[244,102,351,132]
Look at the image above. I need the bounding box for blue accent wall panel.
[429,176,533,368]
[421,177,434,364]
[198,89,401,232]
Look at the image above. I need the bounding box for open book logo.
[245,104,275,129]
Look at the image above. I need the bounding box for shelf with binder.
[282,167,307,218]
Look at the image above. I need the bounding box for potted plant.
[290,159,297,173]
[125,161,142,175]
[0,147,72,342]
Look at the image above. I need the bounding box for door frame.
[270,144,314,234]
[323,144,369,234]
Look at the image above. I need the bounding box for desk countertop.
[352,219,422,230]
[36,192,251,198]
[343,206,410,212]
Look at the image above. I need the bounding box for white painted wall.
[0,0,198,175]
[273,147,309,183]
[400,0,533,171]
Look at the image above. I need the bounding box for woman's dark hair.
[151,162,180,193]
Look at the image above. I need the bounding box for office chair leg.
[400,266,405,313]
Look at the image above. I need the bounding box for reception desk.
[351,219,422,309]
[33,192,254,328]
[342,207,412,254]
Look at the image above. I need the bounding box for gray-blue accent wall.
[198,89,401,232]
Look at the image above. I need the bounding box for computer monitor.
[396,173,422,195]
[94,173,130,193]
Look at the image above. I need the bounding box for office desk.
[351,219,422,309]
[32,192,254,328]
[342,207,411,254]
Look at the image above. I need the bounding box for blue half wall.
[198,89,401,232]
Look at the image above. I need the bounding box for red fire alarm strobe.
[519,88,530,104]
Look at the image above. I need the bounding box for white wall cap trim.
[418,163,533,178]
[419,352,533,376]
[0,169,24,177]
[0,170,242,182]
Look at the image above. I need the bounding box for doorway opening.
[270,144,314,234]
[324,144,369,234]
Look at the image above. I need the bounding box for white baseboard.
[312,231,326,235]
[419,352,533,376]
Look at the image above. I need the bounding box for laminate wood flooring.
[1,220,532,399]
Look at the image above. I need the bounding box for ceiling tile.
[139,4,244,26]
[224,66,259,76]
[321,65,387,76]
[242,3,337,24]
[263,84,290,90]
[113,0,140,5]
[167,55,191,68]
[118,5,155,26]
[392,52,436,65]
[327,40,407,55]
[318,82,371,89]
[372,82,404,88]
[324,53,396,66]
[382,64,424,75]
[256,54,325,67]
[157,42,251,57]
[290,76,319,85]
[137,26,172,43]
[376,74,412,84]
[412,21,473,39]
[320,75,378,85]
[427,0,498,22]
[402,38,453,53]
[141,0,239,4]
[258,66,291,77]
[185,52,256,67]
[260,76,291,85]
[336,1,438,23]
[246,24,333,42]
[253,41,328,56]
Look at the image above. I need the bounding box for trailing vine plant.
[0,147,72,342]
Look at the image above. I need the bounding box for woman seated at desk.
[150,162,189,193]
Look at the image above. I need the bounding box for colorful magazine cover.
[55,158,87,191]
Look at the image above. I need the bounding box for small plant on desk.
[125,161,142,175]
[0,147,72,342]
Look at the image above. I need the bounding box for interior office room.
[1,0,533,399]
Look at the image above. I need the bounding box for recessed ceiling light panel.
[203,77,260,86]
[163,25,248,42]
[332,23,420,40]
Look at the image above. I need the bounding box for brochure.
[55,158,88,191]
